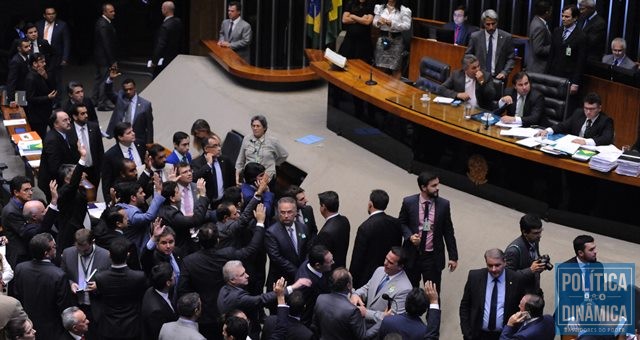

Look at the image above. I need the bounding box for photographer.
[504,214,548,296]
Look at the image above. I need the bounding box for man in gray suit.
[159,292,206,340]
[466,9,515,80]
[526,1,552,74]
[350,247,413,334]
[60,228,112,340]
[438,54,496,109]
[602,38,638,70]
[217,1,252,63]
[312,268,377,340]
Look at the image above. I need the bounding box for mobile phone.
[521,311,531,320]
[451,100,462,106]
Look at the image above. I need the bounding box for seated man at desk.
[442,5,477,46]
[602,37,638,70]
[497,72,547,127]
[536,92,614,146]
[438,54,495,109]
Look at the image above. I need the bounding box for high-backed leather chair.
[414,57,450,92]
[527,72,571,126]
[221,129,244,165]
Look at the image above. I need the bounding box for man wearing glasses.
[191,134,235,204]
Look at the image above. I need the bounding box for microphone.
[381,293,394,310]
[365,65,377,86]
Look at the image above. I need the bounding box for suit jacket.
[165,150,192,165]
[94,266,148,338]
[56,163,92,250]
[295,261,330,325]
[29,38,54,66]
[350,211,403,288]
[265,221,311,286]
[159,318,205,340]
[354,267,412,324]
[100,142,146,200]
[14,260,75,340]
[219,17,252,62]
[548,25,587,85]
[578,14,606,61]
[439,69,496,109]
[262,305,314,340]
[141,287,178,340]
[94,16,117,66]
[93,228,141,270]
[459,268,525,340]
[157,195,209,251]
[0,295,26,334]
[300,205,318,236]
[499,314,555,340]
[24,68,55,125]
[466,29,515,77]
[550,109,614,145]
[498,88,547,127]
[37,19,71,65]
[37,129,80,194]
[398,195,459,273]
[314,214,350,268]
[2,199,29,267]
[152,16,183,66]
[442,22,477,46]
[378,308,441,340]
[6,52,30,99]
[601,54,638,70]
[526,16,551,74]
[69,121,104,186]
[191,154,235,202]
[504,236,539,294]
[312,292,377,340]
[105,82,154,144]
[63,97,99,123]
[217,284,276,337]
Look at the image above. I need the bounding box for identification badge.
[422,220,431,232]
[565,47,572,56]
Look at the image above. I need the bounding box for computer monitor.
[435,27,455,44]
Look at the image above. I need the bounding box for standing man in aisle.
[217,1,252,63]
[151,1,183,78]
[93,3,118,111]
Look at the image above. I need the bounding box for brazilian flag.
[325,0,342,46]
[307,0,342,49]
[306,0,322,49]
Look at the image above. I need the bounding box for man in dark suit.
[438,54,496,109]
[38,110,79,200]
[14,233,75,340]
[577,0,606,62]
[192,134,235,204]
[504,214,547,295]
[179,206,266,340]
[565,234,599,264]
[261,290,314,340]
[218,1,252,63]
[94,237,148,340]
[101,122,146,201]
[93,206,142,270]
[150,1,184,78]
[500,293,555,340]
[60,306,90,340]
[537,92,614,146]
[350,189,402,288]
[548,5,587,96]
[312,268,377,340]
[399,171,459,290]
[24,53,57,138]
[1,176,34,268]
[265,197,312,289]
[93,3,118,110]
[526,1,552,74]
[70,103,104,187]
[37,6,70,102]
[294,245,333,325]
[63,81,98,123]
[105,70,154,145]
[497,72,547,127]
[459,248,526,340]
[141,263,178,340]
[23,23,54,68]
[6,39,31,103]
[166,131,192,165]
[466,9,515,80]
[442,5,477,46]
[314,191,350,268]
[283,185,318,237]
[60,229,111,340]
[13,186,59,267]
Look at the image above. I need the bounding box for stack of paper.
[588,147,621,173]
[12,132,43,156]
[432,97,454,104]
[615,151,640,177]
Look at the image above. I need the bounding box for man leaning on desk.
[536,92,614,146]
[496,71,547,127]
[438,54,495,109]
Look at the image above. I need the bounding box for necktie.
[375,275,390,295]
[182,187,193,216]
[288,226,298,254]
[419,201,430,251]
[127,100,134,123]
[488,278,499,330]
[228,21,234,39]
[613,59,619,66]
[213,160,224,200]
[529,244,537,261]
[486,33,493,74]
[155,169,163,180]
[582,18,589,29]
[44,23,51,43]
[182,156,187,163]
[62,134,70,149]
[80,127,93,166]
[515,95,525,117]
[586,119,592,129]
[454,25,461,44]
[127,147,134,160]
[562,28,570,41]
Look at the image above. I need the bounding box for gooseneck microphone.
[365,65,377,86]
[381,293,394,310]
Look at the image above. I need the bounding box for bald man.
[150,1,184,78]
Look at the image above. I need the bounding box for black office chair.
[490,78,505,109]
[414,57,450,92]
[527,72,571,126]
[221,129,244,165]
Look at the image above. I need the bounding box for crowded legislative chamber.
[1,0,640,339]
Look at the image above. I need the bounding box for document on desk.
[515,137,541,148]
[495,121,522,128]
[553,135,581,155]
[433,96,454,104]
[3,118,27,126]
[499,127,537,138]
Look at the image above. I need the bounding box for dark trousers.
[478,330,502,340]
[92,65,110,107]
[408,251,442,293]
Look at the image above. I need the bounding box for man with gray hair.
[577,0,606,61]
[602,38,638,70]
[61,306,90,339]
[438,54,496,109]
[159,292,206,340]
[459,248,526,340]
[466,9,515,80]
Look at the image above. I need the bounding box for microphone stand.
[365,60,377,86]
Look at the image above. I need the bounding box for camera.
[536,254,554,271]
[381,38,391,51]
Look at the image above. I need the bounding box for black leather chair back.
[221,129,244,164]
[414,57,450,92]
[527,72,570,125]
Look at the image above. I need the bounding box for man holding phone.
[500,293,555,339]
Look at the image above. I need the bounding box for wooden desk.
[309,58,640,187]
[407,38,640,146]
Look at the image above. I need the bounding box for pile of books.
[588,152,618,172]
[11,131,42,156]
[615,151,640,177]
